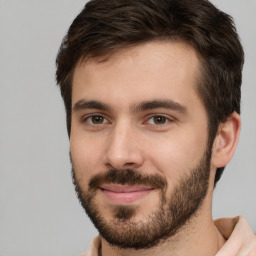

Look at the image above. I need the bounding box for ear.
[211,112,241,169]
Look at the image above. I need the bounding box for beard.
[71,148,211,250]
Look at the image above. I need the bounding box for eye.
[83,115,109,125]
[147,115,171,125]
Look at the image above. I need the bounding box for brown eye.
[84,115,108,125]
[153,116,167,124]
[91,115,104,124]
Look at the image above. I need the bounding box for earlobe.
[211,112,241,169]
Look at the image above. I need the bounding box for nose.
[103,121,144,170]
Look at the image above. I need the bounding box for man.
[56,0,256,255]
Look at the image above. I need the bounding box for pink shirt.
[81,216,256,256]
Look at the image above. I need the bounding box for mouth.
[100,184,155,204]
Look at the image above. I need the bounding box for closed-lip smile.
[100,184,155,203]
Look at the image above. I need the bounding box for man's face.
[70,41,211,248]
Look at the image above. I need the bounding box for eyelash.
[82,114,110,125]
[145,115,173,125]
[82,113,173,127]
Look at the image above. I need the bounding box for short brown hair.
[56,0,244,185]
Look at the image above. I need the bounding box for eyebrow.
[132,99,187,114]
[73,99,111,112]
[72,99,187,114]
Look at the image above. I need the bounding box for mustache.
[88,169,167,191]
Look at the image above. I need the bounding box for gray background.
[0,1,255,255]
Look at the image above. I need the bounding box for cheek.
[146,129,207,184]
[70,134,104,184]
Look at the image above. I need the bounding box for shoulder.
[215,216,256,255]
[80,236,101,256]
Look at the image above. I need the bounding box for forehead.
[72,41,202,110]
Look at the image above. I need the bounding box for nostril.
[105,161,136,170]
[124,162,136,167]
[104,156,143,170]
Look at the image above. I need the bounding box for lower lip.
[101,189,154,204]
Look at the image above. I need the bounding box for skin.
[70,41,241,256]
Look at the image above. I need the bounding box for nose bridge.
[104,118,143,169]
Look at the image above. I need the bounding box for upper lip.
[100,184,154,193]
